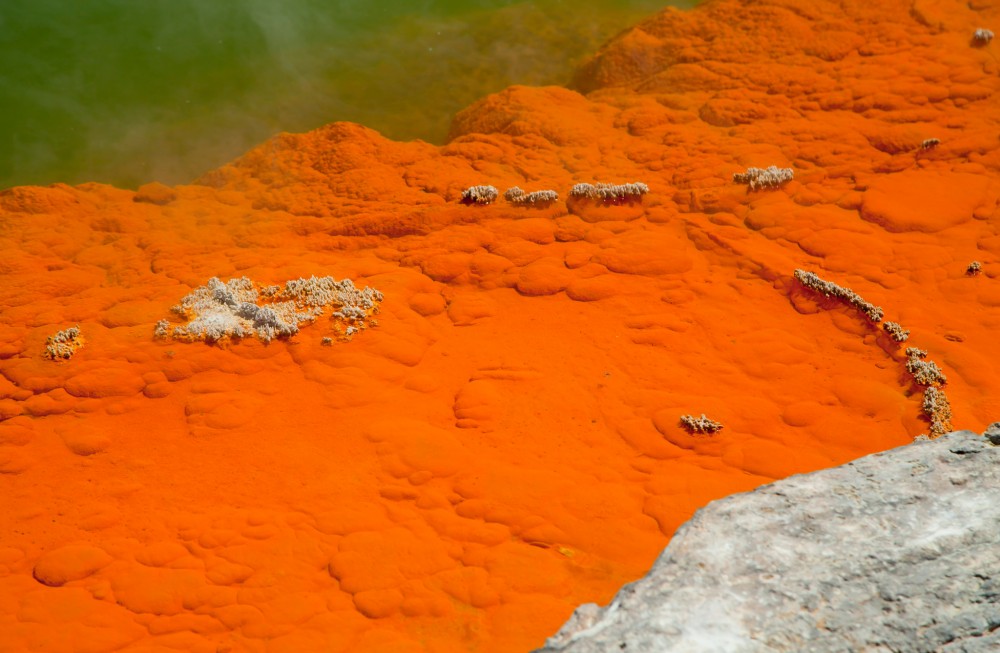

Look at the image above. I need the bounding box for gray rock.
[984,422,1000,446]
[537,429,1000,653]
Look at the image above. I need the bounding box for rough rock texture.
[539,429,1000,653]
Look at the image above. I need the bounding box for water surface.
[0,0,696,189]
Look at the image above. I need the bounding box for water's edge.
[0,0,696,190]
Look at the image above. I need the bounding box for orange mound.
[1,0,999,650]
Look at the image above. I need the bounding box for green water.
[0,0,695,190]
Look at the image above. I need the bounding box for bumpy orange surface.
[2,0,999,650]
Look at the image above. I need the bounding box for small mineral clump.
[568,182,649,203]
[920,138,940,149]
[967,261,982,276]
[153,319,171,339]
[922,386,953,438]
[733,166,794,190]
[504,187,559,206]
[43,325,84,360]
[973,28,994,44]
[882,321,910,343]
[460,185,499,205]
[679,413,724,434]
[793,269,884,323]
[905,347,947,386]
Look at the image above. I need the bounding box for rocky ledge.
[538,428,1000,653]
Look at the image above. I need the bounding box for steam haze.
[0,0,696,190]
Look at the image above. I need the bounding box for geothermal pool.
[0,0,998,651]
[0,0,694,190]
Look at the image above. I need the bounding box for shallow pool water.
[0,0,696,190]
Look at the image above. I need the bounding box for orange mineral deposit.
[1,0,999,651]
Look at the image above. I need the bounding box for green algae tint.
[0,0,696,190]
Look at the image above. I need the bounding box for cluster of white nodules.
[44,325,83,360]
[281,276,382,312]
[504,187,559,205]
[905,348,947,386]
[905,347,952,438]
[922,387,953,439]
[793,269,884,323]
[158,277,302,343]
[679,413,724,434]
[973,28,994,44]
[569,182,649,202]
[733,166,794,190]
[461,185,499,204]
[156,276,383,344]
[882,321,910,343]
